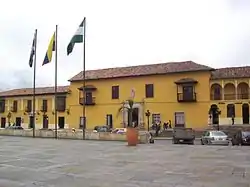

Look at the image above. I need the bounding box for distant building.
[0,86,69,129]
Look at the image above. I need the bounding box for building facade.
[0,86,69,129]
[1,61,250,130]
[210,66,250,126]
[67,61,213,130]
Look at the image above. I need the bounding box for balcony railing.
[40,105,47,112]
[210,94,222,100]
[11,106,17,112]
[210,93,249,100]
[224,94,236,100]
[57,106,66,112]
[25,107,31,113]
[79,97,96,105]
[237,93,249,100]
[177,93,197,102]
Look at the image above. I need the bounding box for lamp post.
[145,110,151,132]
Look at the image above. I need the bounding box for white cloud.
[0,0,250,89]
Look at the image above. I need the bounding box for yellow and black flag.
[42,32,55,66]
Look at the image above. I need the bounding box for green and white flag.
[67,18,85,55]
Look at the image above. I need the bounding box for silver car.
[201,130,229,146]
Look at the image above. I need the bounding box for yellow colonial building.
[1,61,250,130]
[67,61,213,130]
[0,86,69,129]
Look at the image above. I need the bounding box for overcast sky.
[0,0,250,90]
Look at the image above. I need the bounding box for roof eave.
[69,68,213,82]
[209,68,216,71]
[210,76,250,80]
[0,91,69,98]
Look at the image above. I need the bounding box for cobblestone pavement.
[0,136,249,187]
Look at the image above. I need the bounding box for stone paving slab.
[0,136,250,186]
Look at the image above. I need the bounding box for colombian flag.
[42,32,55,66]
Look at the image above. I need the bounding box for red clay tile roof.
[0,86,70,97]
[211,66,250,79]
[69,61,213,82]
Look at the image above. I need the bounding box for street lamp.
[145,110,151,132]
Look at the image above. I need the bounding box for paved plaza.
[0,137,249,187]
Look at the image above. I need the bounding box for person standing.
[155,122,161,137]
[232,115,235,125]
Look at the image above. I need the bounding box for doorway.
[29,116,34,128]
[58,117,65,129]
[128,108,139,127]
[242,103,249,124]
[1,117,6,128]
[106,114,113,129]
[15,117,21,126]
[43,115,49,129]
[210,104,219,124]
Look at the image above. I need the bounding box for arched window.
[227,104,235,117]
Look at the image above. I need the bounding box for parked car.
[172,127,195,144]
[201,130,229,145]
[231,131,250,146]
[93,126,111,132]
[111,128,127,134]
[5,125,23,130]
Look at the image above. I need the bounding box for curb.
[154,137,201,140]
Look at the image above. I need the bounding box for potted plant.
[118,99,138,146]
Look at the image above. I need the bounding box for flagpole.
[54,25,58,139]
[32,29,37,138]
[82,17,86,140]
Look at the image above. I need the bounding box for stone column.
[234,80,238,100]
[35,99,38,111]
[248,79,250,99]
[7,100,10,111]
[221,80,224,100]
[139,103,144,129]
[136,103,143,128]
[21,99,24,110]
[123,102,128,128]
[52,98,55,111]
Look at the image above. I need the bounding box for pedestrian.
[163,122,168,130]
[169,120,172,129]
[151,123,156,130]
[149,132,154,144]
[155,123,161,137]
